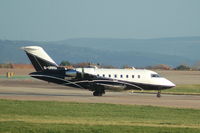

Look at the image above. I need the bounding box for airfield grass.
[163,84,200,94]
[0,100,200,133]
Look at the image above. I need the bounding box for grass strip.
[0,99,200,133]
[0,121,200,133]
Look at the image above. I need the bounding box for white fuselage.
[76,67,175,88]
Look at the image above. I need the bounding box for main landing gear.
[93,90,105,96]
[157,90,161,98]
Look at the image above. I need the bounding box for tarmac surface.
[0,79,200,109]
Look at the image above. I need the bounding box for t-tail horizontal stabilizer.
[21,46,58,71]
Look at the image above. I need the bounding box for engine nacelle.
[65,69,77,77]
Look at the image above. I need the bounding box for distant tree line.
[0,63,13,68]
[1,61,200,71]
[60,61,71,66]
[146,63,200,70]
[60,61,116,69]
[59,60,200,71]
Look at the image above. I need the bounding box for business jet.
[21,46,175,97]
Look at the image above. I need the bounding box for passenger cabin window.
[126,75,129,78]
[97,74,99,77]
[138,75,140,78]
[132,75,134,78]
[120,75,123,78]
[114,74,117,78]
[102,74,105,77]
[151,74,160,78]
[109,74,111,78]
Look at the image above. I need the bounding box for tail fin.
[21,46,58,71]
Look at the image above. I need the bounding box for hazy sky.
[0,0,200,41]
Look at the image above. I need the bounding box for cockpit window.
[151,74,160,78]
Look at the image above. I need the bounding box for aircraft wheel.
[93,91,99,96]
[157,90,161,98]
[93,90,104,96]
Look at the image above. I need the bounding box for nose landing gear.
[157,90,161,98]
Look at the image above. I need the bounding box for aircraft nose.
[170,82,176,87]
[166,79,176,88]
